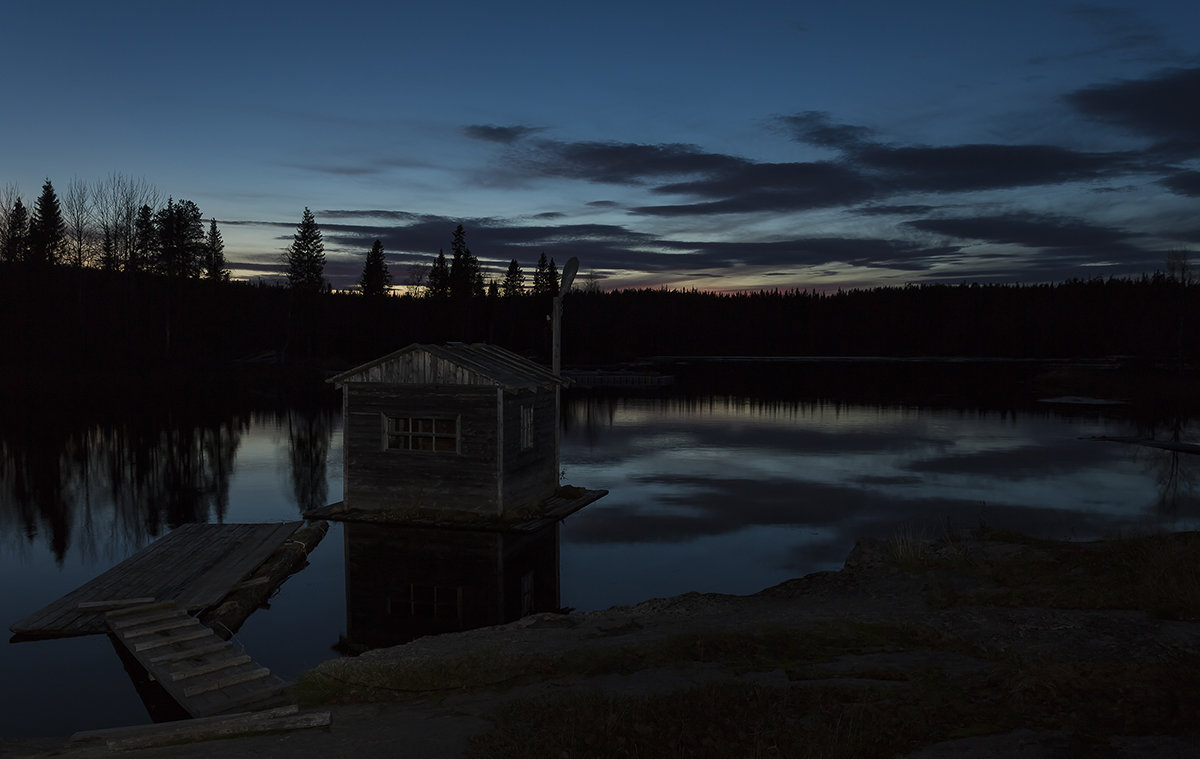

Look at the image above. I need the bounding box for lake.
[2,360,1197,738]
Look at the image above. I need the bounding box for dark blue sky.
[3,0,1198,291]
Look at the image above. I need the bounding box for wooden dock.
[103,601,289,718]
[10,522,304,639]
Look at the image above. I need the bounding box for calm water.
[2,372,1197,738]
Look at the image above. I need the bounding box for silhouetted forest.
[2,262,1195,384]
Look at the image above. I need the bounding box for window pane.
[412,435,434,451]
[416,419,435,433]
[434,436,456,452]
[435,418,456,435]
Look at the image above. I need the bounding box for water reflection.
[0,404,336,564]
[339,523,559,652]
[286,408,334,515]
[558,391,1200,610]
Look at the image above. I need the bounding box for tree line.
[3,182,1197,375]
[1,175,228,280]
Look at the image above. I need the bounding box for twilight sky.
[3,0,1199,292]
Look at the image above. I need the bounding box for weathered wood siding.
[499,389,559,511]
[343,383,499,515]
[347,352,496,386]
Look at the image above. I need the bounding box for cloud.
[282,162,384,176]
[658,237,959,271]
[777,111,874,150]
[784,111,1130,194]
[859,143,1126,193]
[521,139,744,185]
[904,212,1141,255]
[462,124,545,144]
[637,161,876,215]
[1161,171,1200,196]
[1066,66,1200,157]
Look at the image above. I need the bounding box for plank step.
[132,627,211,652]
[148,640,235,664]
[104,601,179,619]
[169,655,252,682]
[110,608,188,630]
[183,667,271,698]
[121,617,201,638]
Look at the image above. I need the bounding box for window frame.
[382,414,460,454]
[519,404,535,451]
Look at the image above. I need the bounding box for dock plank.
[9,522,302,638]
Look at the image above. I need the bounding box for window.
[519,405,535,450]
[384,416,458,452]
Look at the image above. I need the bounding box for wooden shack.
[328,343,567,520]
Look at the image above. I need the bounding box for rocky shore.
[7,530,1198,758]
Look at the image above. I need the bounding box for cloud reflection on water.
[558,394,1198,610]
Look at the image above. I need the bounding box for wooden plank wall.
[500,389,559,512]
[354,351,493,386]
[343,384,499,515]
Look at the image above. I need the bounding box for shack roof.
[328,343,566,390]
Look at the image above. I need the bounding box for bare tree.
[0,183,21,255]
[94,173,158,272]
[62,177,96,268]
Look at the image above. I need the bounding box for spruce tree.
[155,198,205,278]
[447,223,481,299]
[132,204,157,274]
[426,249,450,298]
[547,256,560,295]
[359,238,392,297]
[204,217,229,281]
[284,207,325,293]
[533,251,561,295]
[502,258,524,297]
[2,199,29,263]
[29,179,64,266]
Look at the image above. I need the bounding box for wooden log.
[200,520,329,638]
[106,711,331,750]
[69,704,332,751]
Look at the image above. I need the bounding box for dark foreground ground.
[5,529,1198,759]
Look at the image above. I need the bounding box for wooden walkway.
[104,601,288,718]
[10,522,303,638]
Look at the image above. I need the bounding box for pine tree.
[204,217,229,281]
[29,179,64,266]
[284,207,325,293]
[155,198,205,278]
[100,226,119,272]
[2,199,29,263]
[547,256,560,295]
[502,258,524,297]
[132,204,157,274]
[359,238,392,297]
[532,251,561,296]
[426,249,450,298]
[448,223,481,299]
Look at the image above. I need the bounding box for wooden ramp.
[10,522,303,638]
[105,601,288,718]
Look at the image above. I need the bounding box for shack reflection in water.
[340,522,560,652]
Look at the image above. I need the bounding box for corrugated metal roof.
[327,343,565,389]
